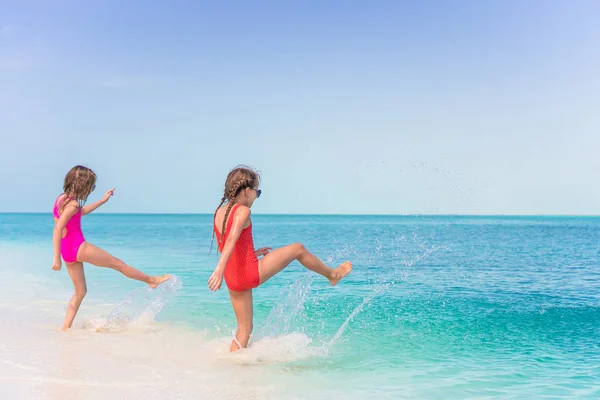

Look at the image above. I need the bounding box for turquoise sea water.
[1,213,599,398]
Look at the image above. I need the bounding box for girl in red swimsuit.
[52,165,171,330]
[208,166,353,352]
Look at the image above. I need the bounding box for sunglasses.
[253,188,262,198]
[92,184,96,192]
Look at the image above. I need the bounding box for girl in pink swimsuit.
[52,165,171,330]
[208,165,353,352]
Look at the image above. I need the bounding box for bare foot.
[59,326,70,332]
[230,339,241,352]
[229,334,245,352]
[329,261,352,286]
[149,274,171,289]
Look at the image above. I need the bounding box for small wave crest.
[202,332,324,365]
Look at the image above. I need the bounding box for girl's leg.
[77,242,170,288]
[228,289,253,351]
[61,262,87,330]
[258,243,352,285]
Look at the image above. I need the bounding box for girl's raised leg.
[258,243,351,285]
[77,242,170,288]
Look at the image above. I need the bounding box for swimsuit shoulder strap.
[56,194,80,212]
[225,204,242,232]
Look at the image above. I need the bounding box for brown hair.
[210,165,260,254]
[59,165,97,213]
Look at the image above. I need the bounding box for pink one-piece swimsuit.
[53,195,85,263]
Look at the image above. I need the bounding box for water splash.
[254,273,314,340]
[227,333,322,365]
[84,275,182,332]
[245,232,448,362]
[328,284,389,348]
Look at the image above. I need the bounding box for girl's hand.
[255,247,272,257]
[208,269,224,292]
[101,189,115,204]
[52,257,62,271]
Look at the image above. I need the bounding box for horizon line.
[1,212,600,218]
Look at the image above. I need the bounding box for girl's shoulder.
[55,194,79,209]
[214,204,251,226]
[230,204,251,218]
[217,203,251,215]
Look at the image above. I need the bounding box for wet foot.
[230,333,246,352]
[230,339,241,352]
[149,274,171,289]
[329,261,352,286]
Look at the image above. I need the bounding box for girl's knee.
[293,242,306,256]
[75,288,87,299]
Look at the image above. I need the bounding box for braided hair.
[209,166,260,254]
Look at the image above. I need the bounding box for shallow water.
[1,213,599,398]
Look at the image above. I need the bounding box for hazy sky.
[1,0,599,214]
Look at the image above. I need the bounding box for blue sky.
[1,0,599,214]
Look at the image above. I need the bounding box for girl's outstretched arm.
[82,189,114,216]
[208,206,251,291]
[52,200,79,271]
